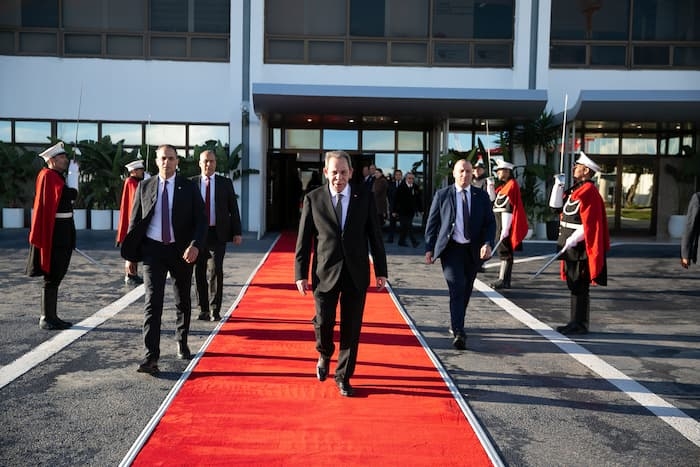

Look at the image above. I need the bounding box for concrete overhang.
[566,89,700,124]
[252,83,548,123]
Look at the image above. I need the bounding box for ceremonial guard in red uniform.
[490,160,528,289]
[26,142,78,330]
[550,152,610,335]
[116,159,146,285]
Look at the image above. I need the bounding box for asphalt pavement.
[0,228,698,466]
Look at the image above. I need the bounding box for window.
[190,125,229,146]
[323,130,358,151]
[15,121,51,143]
[57,122,98,142]
[1,0,229,60]
[265,0,513,67]
[0,121,11,141]
[551,0,700,69]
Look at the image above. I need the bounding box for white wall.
[0,57,234,123]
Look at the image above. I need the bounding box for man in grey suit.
[191,150,243,322]
[681,191,699,269]
[121,144,207,375]
[295,150,388,397]
[424,159,496,350]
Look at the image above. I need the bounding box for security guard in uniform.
[26,142,78,330]
[550,151,610,335]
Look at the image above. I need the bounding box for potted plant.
[0,142,41,228]
[665,146,700,238]
[76,136,133,229]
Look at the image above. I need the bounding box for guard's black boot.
[39,287,71,330]
[490,259,512,289]
[557,295,587,335]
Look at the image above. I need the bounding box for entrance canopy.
[568,89,700,124]
[252,83,547,125]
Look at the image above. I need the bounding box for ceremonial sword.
[531,248,566,279]
[74,247,110,272]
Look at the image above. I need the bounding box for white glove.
[548,173,565,208]
[500,212,513,240]
[66,160,80,191]
[563,227,584,251]
[486,177,496,202]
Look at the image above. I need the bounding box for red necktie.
[205,176,211,225]
[162,180,171,243]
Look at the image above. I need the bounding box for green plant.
[75,136,133,209]
[665,145,700,214]
[434,147,478,186]
[190,140,259,181]
[0,142,42,208]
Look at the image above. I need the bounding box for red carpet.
[131,233,494,466]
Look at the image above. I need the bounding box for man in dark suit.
[393,171,422,247]
[424,159,496,350]
[191,150,243,322]
[121,144,207,375]
[681,192,699,269]
[295,150,388,397]
[386,169,403,243]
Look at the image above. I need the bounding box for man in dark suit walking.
[424,159,495,350]
[295,150,388,397]
[121,144,207,375]
[681,191,699,269]
[191,150,243,322]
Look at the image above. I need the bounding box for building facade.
[1,0,698,237]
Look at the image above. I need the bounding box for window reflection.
[15,121,51,143]
[584,133,619,154]
[323,129,358,150]
[621,135,657,155]
[398,131,423,151]
[285,129,321,149]
[148,124,186,147]
[0,121,11,142]
[103,123,142,145]
[58,122,98,142]
[362,130,394,151]
[190,125,229,146]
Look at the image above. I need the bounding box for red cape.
[560,181,610,284]
[28,168,64,274]
[116,176,139,243]
[496,178,528,250]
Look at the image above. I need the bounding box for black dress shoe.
[337,380,354,397]
[316,356,330,382]
[137,359,159,375]
[452,333,467,350]
[557,322,588,335]
[210,311,221,322]
[197,312,209,321]
[39,317,71,330]
[176,342,192,360]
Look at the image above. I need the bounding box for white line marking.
[0,285,145,390]
[386,282,505,467]
[473,279,700,448]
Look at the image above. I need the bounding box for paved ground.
[0,228,698,466]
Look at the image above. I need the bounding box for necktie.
[462,189,470,241]
[205,176,211,225]
[334,193,343,230]
[162,180,171,243]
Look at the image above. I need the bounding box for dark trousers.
[142,239,194,361]
[398,213,417,244]
[564,259,591,297]
[195,228,226,315]
[312,267,366,384]
[440,242,478,335]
